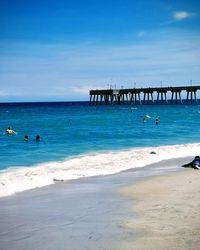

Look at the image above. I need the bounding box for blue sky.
[0,0,200,102]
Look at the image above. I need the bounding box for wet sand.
[119,168,200,250]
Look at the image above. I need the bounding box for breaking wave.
[0,143,199,197]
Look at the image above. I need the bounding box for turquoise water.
[0,102,200,170]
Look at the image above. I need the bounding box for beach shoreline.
[0,142,199,198]
[0,155,199,249]
[118,167,200,250]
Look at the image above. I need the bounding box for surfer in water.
[145,114,151,119]
[142,114,151,123]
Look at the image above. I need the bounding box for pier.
[89,86,200,105]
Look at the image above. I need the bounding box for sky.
[0,0,200,102]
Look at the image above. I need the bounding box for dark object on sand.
[150,151,156,154]
[53,178,64,183]
[182,156,200,169]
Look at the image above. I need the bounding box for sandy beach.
[119,168,200,250]
[0,156,199,250]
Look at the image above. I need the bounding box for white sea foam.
[0,143,199,197]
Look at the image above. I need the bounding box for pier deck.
[89,86,200,105]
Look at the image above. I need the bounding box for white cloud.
[173,11,195,21]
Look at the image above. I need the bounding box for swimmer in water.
[145,114,151,119]
[35,135,41,142]
[6,127,16,135]
[24,135,29,141]
[155,117,159,125]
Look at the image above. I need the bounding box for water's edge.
[0,142,199,197]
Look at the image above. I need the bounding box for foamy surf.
[0,143,199,197]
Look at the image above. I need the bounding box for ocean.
[0,102,200,196]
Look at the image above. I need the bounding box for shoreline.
[0,142,199,197]
[119,168,200,249]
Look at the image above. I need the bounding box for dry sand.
[118,168,200,250]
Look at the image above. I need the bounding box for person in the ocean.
[155,118,159,125]
[182,156,200,169]
[145,114,151,119]
[6,127,16,135]
[142,114,151,123]
[24,135,29,141]
[35,135,41,142]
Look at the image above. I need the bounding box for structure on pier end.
[89,86,200,105]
